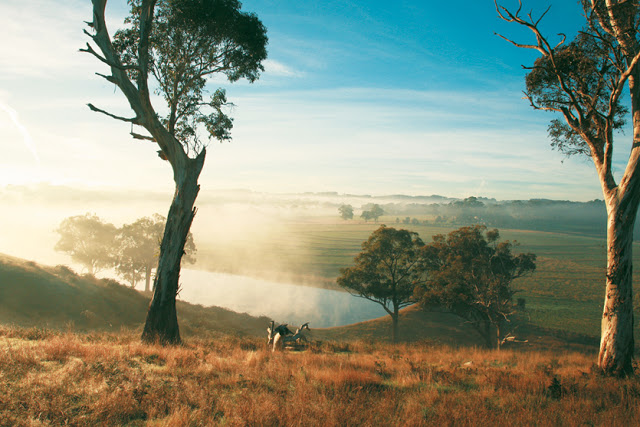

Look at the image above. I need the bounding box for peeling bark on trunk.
[599,199,637,376]
[141,153,204,344]
[598,69,640,375]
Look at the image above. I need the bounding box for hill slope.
[0,254,601,350]
[0,254,269,338]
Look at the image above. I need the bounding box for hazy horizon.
[0,183,610,279]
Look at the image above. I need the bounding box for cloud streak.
[0,102,40,165]
[263,59,305,78]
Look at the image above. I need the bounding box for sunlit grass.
[1,325,639,426]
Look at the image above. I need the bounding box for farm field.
[195,217,640,341]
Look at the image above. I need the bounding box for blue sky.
[0,0,624,200]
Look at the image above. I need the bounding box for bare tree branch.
[80,42,140,72]
[494,32,548,55]
[95,72,117,85]
[87,103,140,124]
[131,132,156,142]
[610,48,640,110]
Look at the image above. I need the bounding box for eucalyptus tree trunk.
[598,165,640,375]
[599,204,636,375]
[598,66,640,375]
[141,153,205,344]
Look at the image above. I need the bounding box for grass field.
[0,253,270,339]
[1,326,639,426]
[195,217,640,341]
[3,219,640,425]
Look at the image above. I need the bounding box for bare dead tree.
[272,322,310,352]
[496,0,640,376]
[267,321,293,346]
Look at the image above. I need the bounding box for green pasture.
[196,216,640,340]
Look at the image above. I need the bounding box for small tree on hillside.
[55,213,117,275]
[415,225,536,349]
[115,214,196,291]
[338,204,354,220]
[337,225,424,343]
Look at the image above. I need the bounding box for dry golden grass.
[1,325,639,426]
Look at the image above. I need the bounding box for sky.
[0,0,627,201]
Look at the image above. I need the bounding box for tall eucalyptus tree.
[496,0,640,375]
[83,0,267,343]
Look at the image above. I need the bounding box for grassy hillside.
[1,327,638,426]
[313,305,600,354]
[0,254,269,338]
[4,253,637,425]
[0,254,490,346]
[0,253,601,350]
[197,219,640,341]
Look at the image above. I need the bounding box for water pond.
[178,269,388,328]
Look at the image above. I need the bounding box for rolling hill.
[0,253,600,351]
[0,253,269,338]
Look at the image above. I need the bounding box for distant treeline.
[362,196,622,237]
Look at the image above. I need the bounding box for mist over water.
[2,184,617,331]
[178,269,388,328]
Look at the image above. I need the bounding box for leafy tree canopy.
[337,225,424,342]
[113,0,268,152]
[55,213,117,275]
[524,21,628,158]
[116,213,196,289]
[415,225,536,348]
[338,204,354,220]
[360,204,384,223]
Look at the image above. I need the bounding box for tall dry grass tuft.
[1,328,640,426]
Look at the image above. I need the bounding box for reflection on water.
[178,269,388,328]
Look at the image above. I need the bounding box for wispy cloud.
[194,86,601,200]
[0,0,126,79]
[263,59,305,78]
[0,101,39,165]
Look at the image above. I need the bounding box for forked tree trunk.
[141,153,204,344]
[598,200,637,376]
